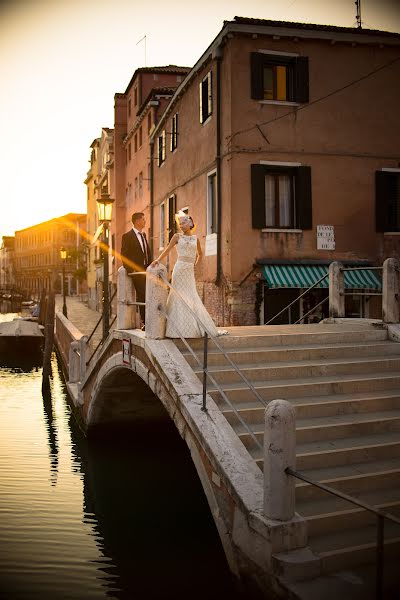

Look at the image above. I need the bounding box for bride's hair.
[175,211,195,231]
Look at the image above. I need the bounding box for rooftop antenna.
[355,0,362,28]
[136,35,147,66]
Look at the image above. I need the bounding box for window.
[158,130,166,166]
[207,171,218,234]
[171,113,178,151]
[134,86,138,106]
[139,126,142,148]
[199,71,212,123]
[159,202,165,249]
[251,53,309,103]
[134,177,138,200]
[139,172,143,198]
[376,170,400,232]
[128,98,131,117]
[134,133,138,153]
[251,164,312,229]
[147,162,151,190]
[147,112,152,134]
[128,143,131,161]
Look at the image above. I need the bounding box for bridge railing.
[265,399,400,599]
[142,264,270,454]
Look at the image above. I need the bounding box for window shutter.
[294,56,309,103]
[251,164,267,228]
[157,136,161,166]
[162,130,166,161]
[168,194,176,241]
[250,53,264,100]
[170,117,174,151]
[199,81,203,123]
[375,171,397,231]
[207,71,212,117]
[295,166,312,229]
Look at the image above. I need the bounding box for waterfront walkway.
[54,295,116,348]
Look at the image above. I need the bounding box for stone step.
[254,435,400,471]
[221,393,400,426]
[195,356,400,385]
[305,500,400,537]
[237,411,400,452]
[295,470,400,504]
[311,528,400,574]
[174,325,388,351]
[296,485,400,519]
[183,340,400,368]
[207,372,400,405]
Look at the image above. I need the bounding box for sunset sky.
[1,0,399,239]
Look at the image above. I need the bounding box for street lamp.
[60,246,68,318]
[96,193,115,340]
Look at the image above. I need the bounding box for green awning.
[262,264,382,290]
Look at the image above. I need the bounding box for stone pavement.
[54,294,115,348]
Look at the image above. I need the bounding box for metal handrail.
[286,466,400,600]
[264,272,329,325]
[85,288,117,365]
[158,306,263,451]
[86,288,117,345]
[294,296,328,325]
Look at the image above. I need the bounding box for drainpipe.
[214,45,223,285]
[149,139,154,258]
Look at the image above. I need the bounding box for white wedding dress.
[165,234,224,338]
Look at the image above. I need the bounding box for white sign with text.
[317,225,335,250]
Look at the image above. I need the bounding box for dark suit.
[121,228,152,323]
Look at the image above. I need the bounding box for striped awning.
[262,264,382,290]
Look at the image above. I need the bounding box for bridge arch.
[85,350,240,578]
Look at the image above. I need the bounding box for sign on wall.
[122,338,131,365]
[317,225,335,250]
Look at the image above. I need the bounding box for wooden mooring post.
[42,290,55,397]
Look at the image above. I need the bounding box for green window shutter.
[251,164,267,228]
[199,81,203,123]
[294,56,309,103]
[207,71,212,116]
[295,166,312,229]
[250,53,264,100]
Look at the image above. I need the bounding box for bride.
[150,212,226,338]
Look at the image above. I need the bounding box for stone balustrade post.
[145,264,169,339]
[264,399,296,521]
[382,257,400,324]
[117,266,136,329]
[329,261,345,319]
[69,340,80,383]
[79,335,88,382]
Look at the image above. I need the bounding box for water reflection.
[42,394,59,486]
[0,316,242,599]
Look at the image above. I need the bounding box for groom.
[120,212,152,326]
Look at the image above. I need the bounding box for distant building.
[0,236,16,289]
[14,213,87,298]
[149,17,400,325]
[85,128,114,311]
[112,65,191,275]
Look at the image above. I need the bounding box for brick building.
[14,213,87,298]
[0,236,16,290]
[85,128,114,310]
[112,65,191,276]
[148,17,400,326]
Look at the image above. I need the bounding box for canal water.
[0,309,240,600]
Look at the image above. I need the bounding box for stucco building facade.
[14,213,87,298]
[149,17,400,326]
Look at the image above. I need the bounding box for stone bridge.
[53,259,400,600]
